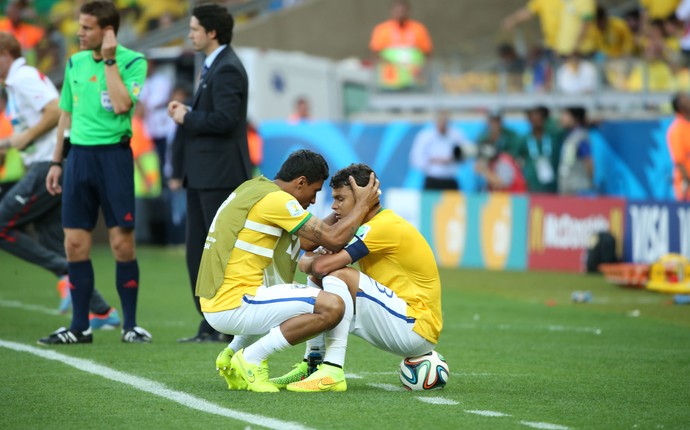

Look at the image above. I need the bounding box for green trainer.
[269,361,309,389]
[286,363,347,393]
[230,348,279,393]
[216,347,247,390]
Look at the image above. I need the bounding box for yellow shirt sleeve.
[254,191,313,234]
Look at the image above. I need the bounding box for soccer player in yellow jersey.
[277,163,443,392]
[202,150,381,393]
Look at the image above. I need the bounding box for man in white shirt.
[0,32,118,325]
[409,110,474,190]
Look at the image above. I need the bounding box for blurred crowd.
[0,0,303,88]
[497,0,690,94]
[370,0,690,93]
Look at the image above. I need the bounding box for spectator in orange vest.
[246,119,263,171]
[667,92,690,201]
[369,0,433,90]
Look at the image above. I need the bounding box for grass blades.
[1,246,689,429]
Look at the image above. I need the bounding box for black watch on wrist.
[104,58,116,66]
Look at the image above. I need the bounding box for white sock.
[306,276,322,289]
[228,334,259,352]
[304,276,325,359]
[321,275,353,367]
[304,334,325,360]
[243,326,290,365]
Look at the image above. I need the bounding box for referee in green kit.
[40,1,151,345]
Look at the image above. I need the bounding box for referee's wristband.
[49,161,63,168]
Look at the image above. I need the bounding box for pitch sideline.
[0,339,313,430]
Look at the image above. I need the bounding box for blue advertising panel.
[624,201,690,263]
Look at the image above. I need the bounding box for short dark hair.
[193,4,234,45]
[330,163,375,189]
[275,150,329,184]
[671,93,688,113]
[596,5,608,21]
[529,105,550,120]
[81,1,120,35]
[565,106,587,126]
[0,32,22,59]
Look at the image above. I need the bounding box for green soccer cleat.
[286,363,347,393]
[216,347,247,390]
[230,348,279,393]
[269,361,309,389]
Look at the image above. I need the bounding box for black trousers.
[424,177,458,191]
[185,187,232,335]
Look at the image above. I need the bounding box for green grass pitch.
[1,246,689,429]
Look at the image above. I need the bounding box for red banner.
[528,195,626,272]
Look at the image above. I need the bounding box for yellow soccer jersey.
[527,0,563,50]
[344,209,443,344]
[200,190,312,312]
[640,0,680,19]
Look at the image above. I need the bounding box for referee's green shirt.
[59,45,147,145]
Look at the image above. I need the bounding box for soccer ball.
[399,351,449,391]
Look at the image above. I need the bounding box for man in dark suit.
[168,3,252,342]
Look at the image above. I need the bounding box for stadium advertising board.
[624,201,690,263]
[528,195,625,272]
[415,191,528,270]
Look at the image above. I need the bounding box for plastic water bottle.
[673,294,690,305]
[571,290,592,303]
[307,347,323,376]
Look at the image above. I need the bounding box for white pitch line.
[547,325,602,335]
[520,420,570,430]
[0,298,65,316]
[344,373,364,379]
[416,397,459,405]
[0,340,313,430]
[465,410,511,417]
[366,382,406,392]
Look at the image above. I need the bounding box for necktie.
[201,65,209,81]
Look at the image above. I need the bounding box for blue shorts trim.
[356,291,416,323]
[242,295,317,306]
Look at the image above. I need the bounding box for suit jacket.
[172,46,252,190]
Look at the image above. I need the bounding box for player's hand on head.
[349,172,381,209]
[101,28,117,60]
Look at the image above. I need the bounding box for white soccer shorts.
[204,283,321,336]
[351,273,435,357]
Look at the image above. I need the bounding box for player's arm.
[502,7,533,31]
[300,212,337,251]
[300,249,353,279]
[296,174,380,251]
[9,99,59,151]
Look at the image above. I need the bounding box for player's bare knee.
[64,232,90,260]
[315,291,344,328]
[109,228,135,260]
